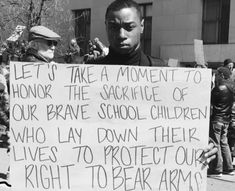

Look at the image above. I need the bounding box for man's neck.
[108,46,142,65]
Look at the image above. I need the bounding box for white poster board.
[168,58,179,67]
[6,25,26,42]
[10,62,212,191]
[194,39,206,67]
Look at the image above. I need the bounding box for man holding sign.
[9,1,217,191]
[87,0,217,162]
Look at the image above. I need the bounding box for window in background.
[202,0,230,44]
[73,9,91,55]
[139,3,152,55]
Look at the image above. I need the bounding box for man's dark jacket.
[22,48,50,63]
[87,47,167,67]
[211,78,235,123]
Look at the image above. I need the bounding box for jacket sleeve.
[147,55,168,67]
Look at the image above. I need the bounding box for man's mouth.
[118,43,129,48]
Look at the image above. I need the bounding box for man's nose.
[50,45,56,50]
[118,28,127,39]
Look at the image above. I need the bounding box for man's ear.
[141,19,144,34]
[105,20,108,34]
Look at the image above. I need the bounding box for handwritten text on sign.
[10,62,211,191]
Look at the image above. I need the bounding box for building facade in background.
[70,0,235,67]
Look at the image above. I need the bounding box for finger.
[207,154,216,162]
[88,40,95,52]
[202,142,215,158]
[203,154,215,165]
[94,41,103,52]
[93,50,101,59]
[84,54,94,62]
[204,145,218,158]
[92,44,97,50]
[203,142,214,153]
[199,143,218,166]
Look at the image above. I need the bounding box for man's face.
[37,39,57,60]
[71,39,76,46]
[105,7,144,54]
[226,62,234,72]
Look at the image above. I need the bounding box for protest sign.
[168,59,179,67]
[7,25,26,42]
[10,61,211,191]
[194,39,206,67]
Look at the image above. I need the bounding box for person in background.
[224,58,234,72]
[228,96,235,162]
[0,81,9,130]
[65,38,83,63]
[85,0,217,163]
[208,67,235,176]
[22,25,61,63]
[0,43,8,63]
[1,43,11,66]
[0,69,10,184]
[223,58,235,162]
[84,37,109,63]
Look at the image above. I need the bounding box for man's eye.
[109,24,120,30]
[124,24,135,31]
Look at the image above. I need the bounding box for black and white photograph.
[0,0,235,190]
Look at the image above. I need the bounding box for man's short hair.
[105,0,142,21]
